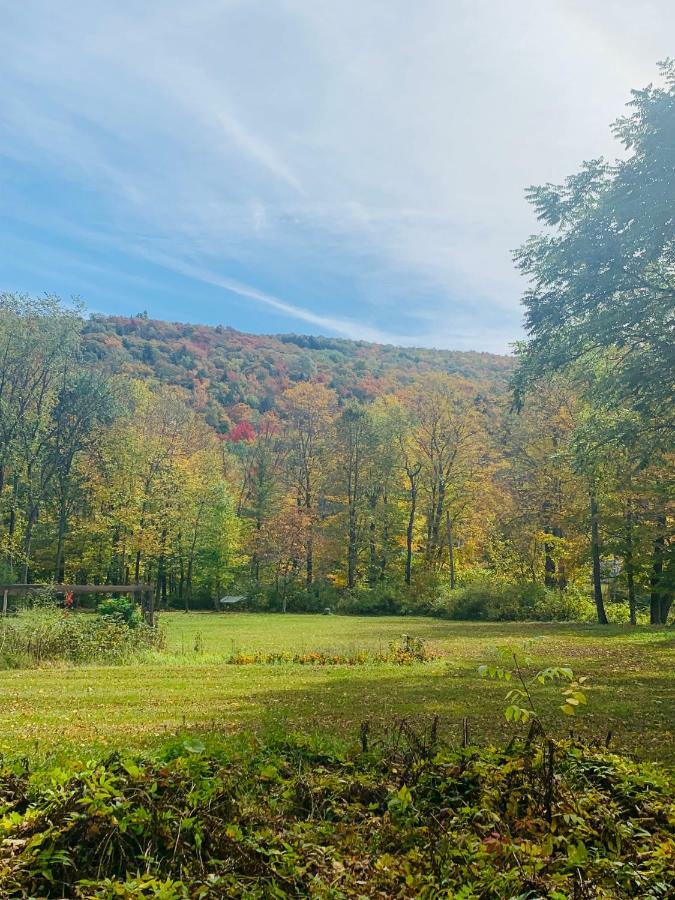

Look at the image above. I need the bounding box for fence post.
[142,588,155,628]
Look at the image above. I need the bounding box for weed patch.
[0,725,673,898]
[227,634,439,666]
[0,611,164,668]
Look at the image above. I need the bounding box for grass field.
[1,612,673,763]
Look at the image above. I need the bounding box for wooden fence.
[0,583,156,626]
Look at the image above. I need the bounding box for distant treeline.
[0,290,670,624]
[80,312,514,432]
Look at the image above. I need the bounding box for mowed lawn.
[1,613,673,763]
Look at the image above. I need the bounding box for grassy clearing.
[0,613,672,764]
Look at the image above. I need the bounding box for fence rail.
[0,584,156,626]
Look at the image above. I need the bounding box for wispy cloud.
[132,248,401,344]
[0,0,672,351]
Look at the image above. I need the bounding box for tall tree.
[334,403,371,589]
[232,413,285,582]
[514,61,675,424]
[50,371,116,581]
[499,379,584,588]
[280,383,336,587]
[0,294,82,581]
[406,375,487,574]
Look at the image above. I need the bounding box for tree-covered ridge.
[1,292,670,626]
[82,315,514,433]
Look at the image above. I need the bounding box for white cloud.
[130,247,402,344]
[0,0,672,351]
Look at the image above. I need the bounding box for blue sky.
[1,1,672,353]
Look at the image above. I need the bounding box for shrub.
[97,596,143,627]
[337,583,406,615]
[0,729,672,898]
[531,584,596,622]
[433,580,596,622]
[0,610,164,668]
[387,633,436,663]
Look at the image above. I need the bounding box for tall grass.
[0,609,164,668]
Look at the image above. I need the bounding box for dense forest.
[80,314,514,432]
[0,62,672,625]
[0,292,670,625]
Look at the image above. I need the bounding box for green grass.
[1,612,673,763]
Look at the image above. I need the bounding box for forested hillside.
[1,62,673,628]
[1,290,670,625]
[81,315,514,432]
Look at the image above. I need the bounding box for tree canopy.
[514,59,675,425]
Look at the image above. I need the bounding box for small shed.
[218,595,246,610]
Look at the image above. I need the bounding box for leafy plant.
[0,609,163,668]
[0,727,672,898]
[97,596,143,628]
[387,633,435,663]
[479,648,588,725]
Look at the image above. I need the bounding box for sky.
[0,1,672,353]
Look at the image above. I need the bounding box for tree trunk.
[178,555,186,611]
[22,506,38,585]
[426,482,436,559]
[252,516,261,582]
[186,555,194,611]
[431,479,445,561]
[367,493,378,588]
[347,503,357,590]
[54,496,67,583]
[405,474,418,587]
[662,592,673,626]
[624,502,636,626]
[108,526,120,586]
[445,508,456,589]
[142,588,155,627]
[305,474,313,587]
[380,488,388,581]
[650,512,668,624]
[368,520,377,587]
[590,494,608,624]
[553,526,566,589]
[544,528,556,588]
[6,474,18,573]
[156,528,168,609]
[306,528,313,587]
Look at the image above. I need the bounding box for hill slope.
[82,315,515,431]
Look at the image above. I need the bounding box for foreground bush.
[0,610,164,668]
[0,728,672,898]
